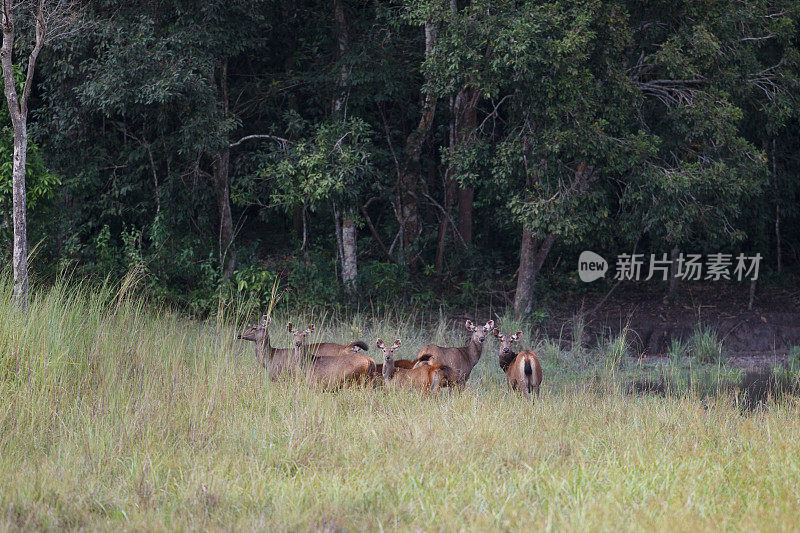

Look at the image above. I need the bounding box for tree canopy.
[4,0,798,313]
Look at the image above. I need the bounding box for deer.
[493,329,542,399]
[292,324,375,389]
[371,338,416,381]
[377,338,448,392]
[412,319,495,386]
[237,319,313,379]
[237,318,374,386]
[237,315,368,367]
[292,323,369,357]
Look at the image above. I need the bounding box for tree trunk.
[457,187,473,245]
[213,148,235,279]
[668,245,679,297]
[434,94,457,274]
[1,2,43,310]
[513,231,555,317]
[332,0,348,114]
[341,213,357,290]
[399,22,437,262]
[453,86,478,245]
[434,2,459,272]
[10,124,29,306]
[213,60,235,279]
[772,138,781,274]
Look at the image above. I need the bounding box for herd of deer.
[237,316,543,398]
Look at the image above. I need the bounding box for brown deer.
[372,338,416,380]
[237,318,374,387]
[378,338,448,392]
[292,323,369,357]
[293,324,375,389]
[237,316,296,369]
[237,316,367,365]
[237,320,313,379]
[493,329,542,399]
[412,319,495,385]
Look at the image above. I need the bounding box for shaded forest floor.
[529,281,800,366]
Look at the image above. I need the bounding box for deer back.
[306,353,376,389]
[415,343,480,384]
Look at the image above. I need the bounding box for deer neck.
[464,337,484,366]
[255,331,276,364]
[383,358,395,380]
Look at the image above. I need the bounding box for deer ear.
[492,328,500,337]
[484,320,495,330]
[512,331,522,341]
[392,339,401,349]
[287,322,294,332]
[376,339,385,349]
[308,324,315,332]
[465,320,475,331]
[260,315,269,326]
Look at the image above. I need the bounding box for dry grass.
[1,276,799,531]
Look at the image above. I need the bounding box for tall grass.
[1,276,800,530]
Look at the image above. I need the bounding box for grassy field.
[1,276,800,531]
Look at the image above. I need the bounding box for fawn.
[378,338,448,392]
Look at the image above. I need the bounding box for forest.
[1,0,798,315]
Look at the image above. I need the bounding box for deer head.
[288,323,314,347]
[238,315,270,342]
[376,338,401,362]
[493,329,522,355]
[377,338,401,381]
[465,319,495,344]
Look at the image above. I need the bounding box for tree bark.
[213,147,235,279]
[434,95,457,273]
[333,0,356,293]
[341,213,357,290]
[1,0,44,310]
[772,138,781,274]
[213,59,235,279]
[9,121,29,305]
[332,0,348,114]
[668,245,679,297]
[454,86,478,245]
[457,187,473,244]
[513,231,556,317]
[399,22,437,262]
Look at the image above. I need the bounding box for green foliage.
[235,115,377,211]
[691,324,726,364]
[0,70,60,241]
[1,0,797,312]
[668,337,691,365]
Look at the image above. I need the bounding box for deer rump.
[412,351,467,386]
[389,362,451,391]
[505,350,542,398]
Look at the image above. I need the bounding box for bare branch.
[229,134,293,148]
